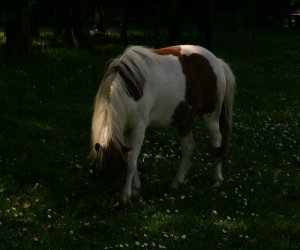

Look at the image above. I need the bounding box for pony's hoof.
[107,198,122,210]
[131,187,140,197]
[121,198,131,206]
[211,178,223,188]
[171,179,183,190]
[120,193,131,205]
[171,181,179,190]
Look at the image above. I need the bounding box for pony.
[91,45,235,204]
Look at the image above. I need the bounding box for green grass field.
[0,29,299,249]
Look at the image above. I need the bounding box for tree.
[54,0,91,49]
[94,4,106,33]
[119,4,128,46]
[4,0,32,55]
[168,0,185,45]
[204,0,213,50]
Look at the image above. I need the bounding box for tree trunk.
[286,0,293,29]
[168,0,185,45]
[71,0,91,49]
[120,5,128,46]
[95,5,106,33]
[5,0,32,55]
[204,0,213,51]
[54,0,90,49]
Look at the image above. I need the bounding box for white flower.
[33,237,39,242]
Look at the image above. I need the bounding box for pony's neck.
[108,78,127,149]
[92,77,126,151]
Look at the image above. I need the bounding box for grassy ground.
[0,29,299,249]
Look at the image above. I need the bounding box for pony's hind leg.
[171,132,196,189]
[202,114,224,187]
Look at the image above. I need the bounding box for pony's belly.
[147,85,186,127]
[148,101,181,127]
[149,116,172,127]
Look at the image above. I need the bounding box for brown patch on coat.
[117,60,144,101]
[179,53,217,114]
[154,46,181,56]
[171,101,195,136]
[156,47,218,137]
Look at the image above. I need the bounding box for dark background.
[1,0,300,55]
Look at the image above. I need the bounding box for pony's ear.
[95,143,102,152]
[122,145,132,154]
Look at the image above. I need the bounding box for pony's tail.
[219,59,236,160]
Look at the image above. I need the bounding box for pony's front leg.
[121,124,145,203]
[172,132,196,189]
[131,168,141,196]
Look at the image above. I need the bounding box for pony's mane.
[91,46,151,157]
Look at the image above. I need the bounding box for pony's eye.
[95,143,102,152]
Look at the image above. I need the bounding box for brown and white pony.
[91,45,235,204]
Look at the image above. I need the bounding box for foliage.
[0,9,15,23]
[0,29,299,249]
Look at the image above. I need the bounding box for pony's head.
[93,141,131,203]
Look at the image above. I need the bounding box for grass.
[0,29,299,249]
